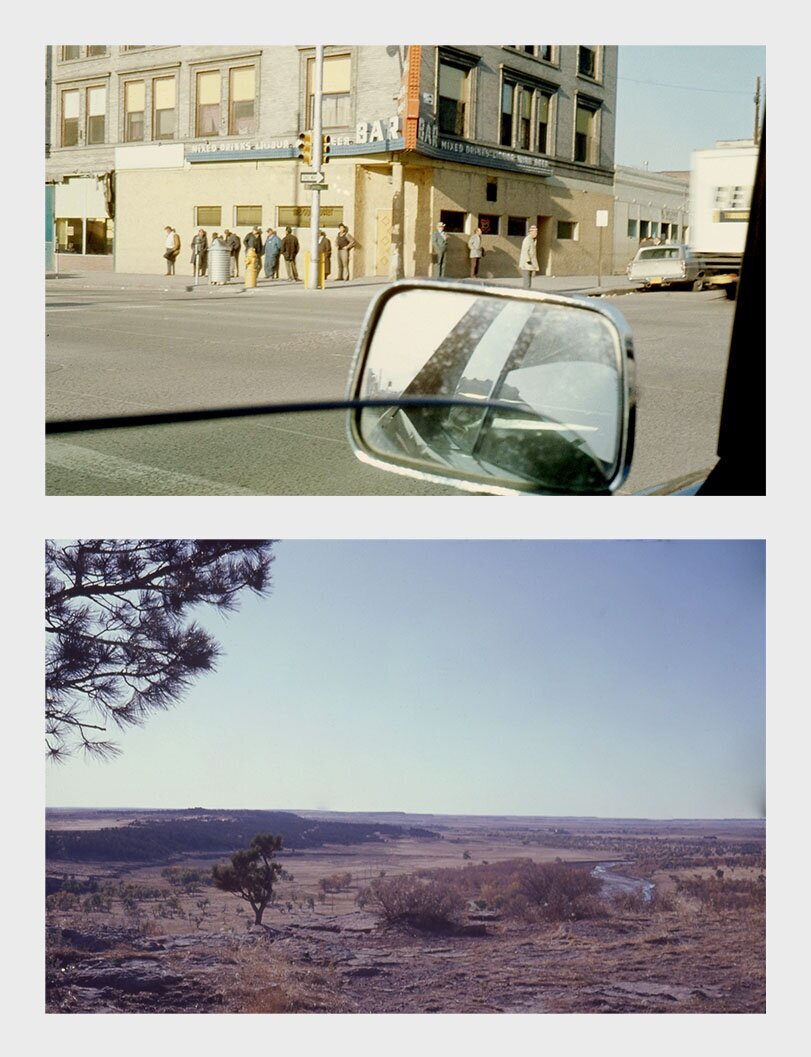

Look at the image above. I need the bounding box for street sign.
[300,172,322,184]
[308,184,328,192]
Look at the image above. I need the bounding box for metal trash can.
[209,241,230,285]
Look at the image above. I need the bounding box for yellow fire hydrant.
[245,247,260,289]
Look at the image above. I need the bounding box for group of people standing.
[432,220,541,287]
[178,223,356,283]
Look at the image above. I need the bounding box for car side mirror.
[348,280,636,495]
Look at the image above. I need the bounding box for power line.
[618,75,755,95]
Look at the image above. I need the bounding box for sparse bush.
[680,875,765,912]
[364,874,464,931]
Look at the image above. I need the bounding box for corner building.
[46,45,618,278]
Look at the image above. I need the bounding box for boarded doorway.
[375,210,392,276]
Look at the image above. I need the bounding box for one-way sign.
[300,172,323,184]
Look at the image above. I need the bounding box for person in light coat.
[467,226,483,278]
[519,224,539,289]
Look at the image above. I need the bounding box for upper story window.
[86,85,106,144]
[307,53,351,128]
[506,46,557,64]
[574,97,600,164]
[501,78,554,154]
[124,80,145,142]
[121,46,147,52]
[578,46,600,80]
[59,46,108,61]
[153,76,176,140]
[229,66,256,135]
[438,59,469,137]
[61,89,79,146]
[196,70,221,136]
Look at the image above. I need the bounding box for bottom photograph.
[45,539,765,1014]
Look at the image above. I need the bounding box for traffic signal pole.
[309,45,324,290]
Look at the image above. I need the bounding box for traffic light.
[321,134,331,164]
[297,131,313,166]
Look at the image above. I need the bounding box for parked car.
[626,242,704,291]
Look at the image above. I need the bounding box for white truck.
[626,140,758,298]
[686,139,759,298]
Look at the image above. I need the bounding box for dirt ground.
[46,815,765,1014]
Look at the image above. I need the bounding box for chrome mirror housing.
[348,280,636,495]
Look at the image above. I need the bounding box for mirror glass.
[355,287,627,493]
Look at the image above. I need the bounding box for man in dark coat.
[318,230,332,281]
[224,229,241,277]
[281,227,300,282]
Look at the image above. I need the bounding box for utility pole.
[309,45,324,290]
[753,77,761,145]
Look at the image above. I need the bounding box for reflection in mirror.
[356,287,627,493]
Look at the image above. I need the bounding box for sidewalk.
[46,269,638,298]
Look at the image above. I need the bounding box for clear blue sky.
[616,46,766,171]
[46,540,765,820]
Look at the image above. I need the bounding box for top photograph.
[45,44,765,496]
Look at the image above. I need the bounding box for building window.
[61,89,79,146]
[486,180,497,203]
[196,70,221,136]
[235,205,262,227]
[122,46,147,52]
[538,47,555,62]
[229,66,256,135]
[86,86,106,145]
[650,222,660,238]
[503,80,553,153]
[153,77,176,140]
[536,91,551,153]
[627,218,638,239]
[87,45,107,57]
[574,99,598,164]
[308,53,351,128]
[61,46,81,61]
[124,81,145,142]
[507,216,527,236]
[438,59,469,137]
[578,47,599,79]
[196,206,221,226]
[640,220,650,239]
[439,209,466,233]
[557,220,578,240]
[479,214,500,235]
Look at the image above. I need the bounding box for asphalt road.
[45,282,735,496]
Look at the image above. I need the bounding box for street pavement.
[46,271,734,496]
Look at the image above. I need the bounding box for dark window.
[574,101,597,164]
[507,216,527,236]
[557,220,577,240]
[537,92,551,153]
[486,180,497,203]
[627,219,638,238]
[439,209,465,233]
[438,61,468,136]
[517,87,531,150]
[578,47,597,78]
[538,47,554,62]
[500,81,514,146]
[479,214,500,235]
[640,220,650,239]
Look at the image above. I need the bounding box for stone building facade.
[46,44,625,278]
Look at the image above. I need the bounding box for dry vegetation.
[46,813,765,1014]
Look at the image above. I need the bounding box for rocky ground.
[46,902,765,1014]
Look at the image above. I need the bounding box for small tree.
[212,834,283,925]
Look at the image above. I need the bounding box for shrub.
[364,874,464,931]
